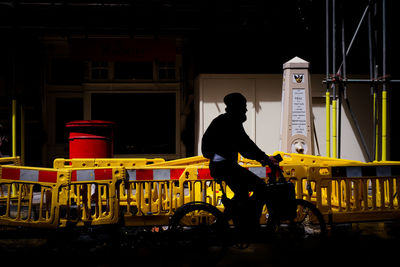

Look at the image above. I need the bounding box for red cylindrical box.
[65,120,115,159]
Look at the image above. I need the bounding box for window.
[90,62,111,80]
[159,62,176,80]
[84,60,178,82]
[114,62,153,80]
[91,93,176,154]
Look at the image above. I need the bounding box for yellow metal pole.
[332,99,337,158]
[11,99,17,197]
[326,91,331,157]
[20,105,25,165]
[12,99,17,157]
[382,90,387,161]
[373,91,379,161]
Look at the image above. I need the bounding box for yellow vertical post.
[382,90,387,161]
[12,99,17,157]
[20,105,25,165]
[332,99,337,158]
[11,99,17,197]
[326,91,331,157]
[373,91,379,161]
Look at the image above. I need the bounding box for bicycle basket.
[265,180,297,221]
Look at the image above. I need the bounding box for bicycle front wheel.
[291,199,327,237]
[267,199,327,239]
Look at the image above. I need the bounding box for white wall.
[195,74,374,162]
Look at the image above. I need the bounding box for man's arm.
[237,124,267,161]
[237,124,279,166]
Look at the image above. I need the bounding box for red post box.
[66,120,115,159]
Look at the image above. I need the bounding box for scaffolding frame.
[324,0,399,162]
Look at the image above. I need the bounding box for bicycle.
[168,154,326,262]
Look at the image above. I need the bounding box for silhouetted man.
[202,92,277,226]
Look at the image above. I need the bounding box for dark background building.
[0,0,399,166]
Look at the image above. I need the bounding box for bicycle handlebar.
[262,154,285,183]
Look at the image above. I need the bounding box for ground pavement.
[0,221,399,267]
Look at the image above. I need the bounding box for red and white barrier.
[1,167,58,183]
[71,169,113,182]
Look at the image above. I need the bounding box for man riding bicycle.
[201,92,279,228]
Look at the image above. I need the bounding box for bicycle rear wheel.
[169,202,229,264]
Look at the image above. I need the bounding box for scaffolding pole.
[325,0,331,158]
[331,0,337,158]
[368,1,378,161]
[382,0,387,161]
[325,0,396,161]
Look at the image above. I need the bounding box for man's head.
[224,92,247,122]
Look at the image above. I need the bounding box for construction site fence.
[1,152,400,228]
[120,166,227,226]
[305,164,400,223]
[0,165,125,228]
[0,165,69,228]
[77,153,400,226]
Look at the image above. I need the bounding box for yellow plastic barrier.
[57,167,126,227]
[0,165,126,228]
[149,155,209,167]
[239,151,362,167]
[237,153,313,201]
[2,153,400,229]
[237,153,400,224]
[0,156,22,166]
[307,163,400,223]
[53,158,165,168]
[119,162,320,227]
[120,165,227,226]
[0,165,69,228]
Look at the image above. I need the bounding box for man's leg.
[209,161,267,220]
[226,164,268,199]
[223,164,268,231]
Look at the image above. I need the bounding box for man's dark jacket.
[201,113,266,163]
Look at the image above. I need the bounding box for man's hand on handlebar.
[259,155,280,167]
[260,154,284,182]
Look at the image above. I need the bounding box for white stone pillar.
[280,57,315,155]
